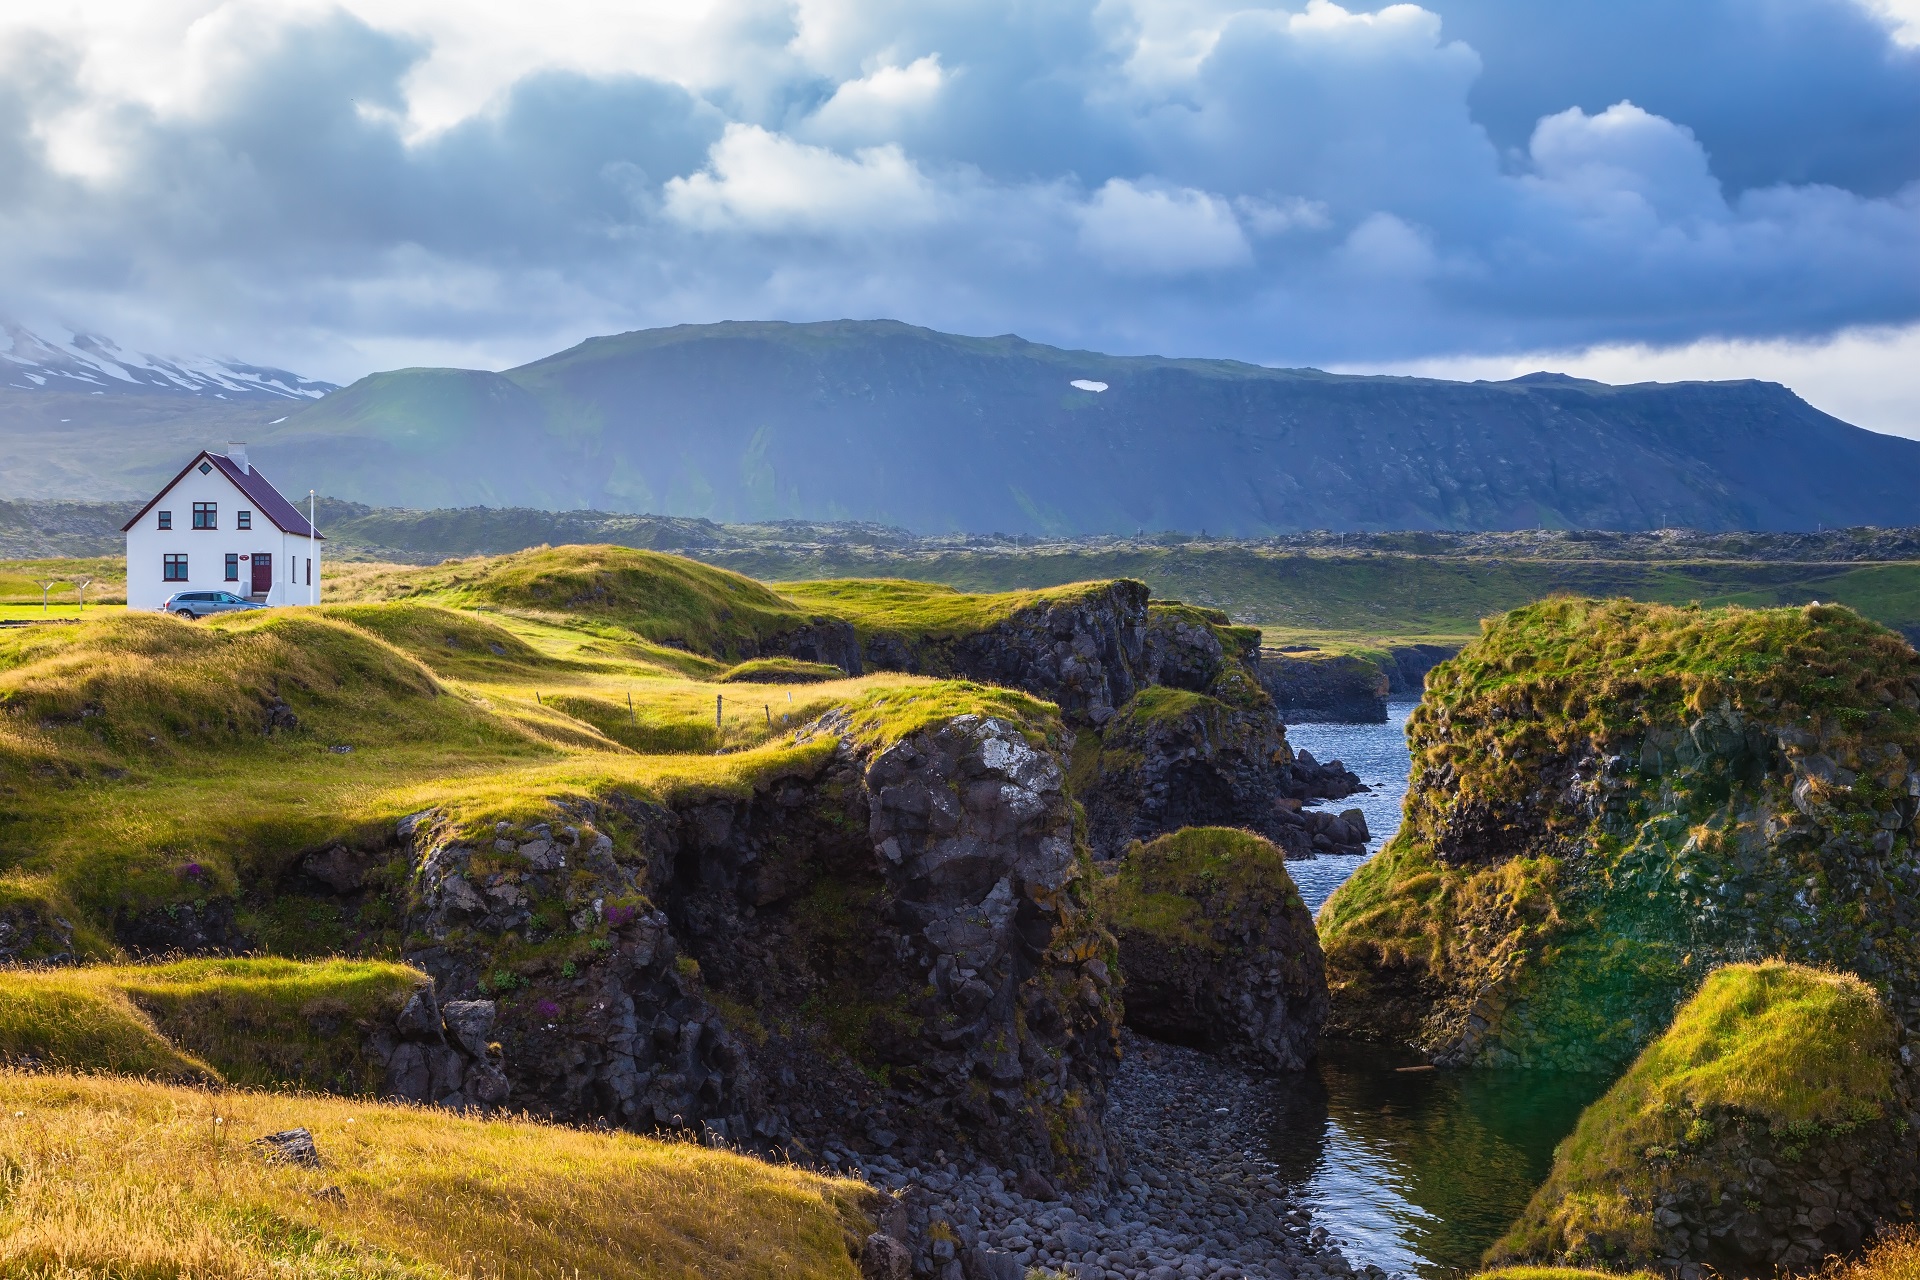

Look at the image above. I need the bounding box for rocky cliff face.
[1259,652,1389,724]
[1101,829,1328,1070]
[1077,688,1364,860]
[393,704,1120,1183]
[1321,599,1920,1073]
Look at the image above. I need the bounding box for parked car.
[162,590,266,619]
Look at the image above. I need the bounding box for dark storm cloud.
[0,0,1914,379]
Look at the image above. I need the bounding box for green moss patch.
[1494,962,1897,1267]
[1101,827,1304,955]
[777,577,1119,641]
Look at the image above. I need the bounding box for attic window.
[237,510,252,530]
[198,462,212,475]
[157,510,172,530]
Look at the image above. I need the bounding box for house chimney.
[227,442,249,474]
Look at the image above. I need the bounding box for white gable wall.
[125,462,323,610]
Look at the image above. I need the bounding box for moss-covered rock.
[1100,827,1327,1068]
[1491,962,1919,1277]
[1321,598,1920,1072]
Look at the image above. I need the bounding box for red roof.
[120,450,325,539]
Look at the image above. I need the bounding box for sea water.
[1269,703,1608,1278]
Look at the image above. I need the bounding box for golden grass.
[0,959,427,1091]
[0,1069,870,1279]
[1816,1228,1920,1280]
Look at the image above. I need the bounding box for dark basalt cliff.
[388,708,1119,1181]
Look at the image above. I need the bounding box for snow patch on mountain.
[0,319,335,401]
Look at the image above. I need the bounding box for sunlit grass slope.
[1492,962,1896,1267]
[777,576,1114,639]
[0,958,424,1091]
[329,544,821,657]
[0,1069,871,1279]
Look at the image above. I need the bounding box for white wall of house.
[124,459,323,610]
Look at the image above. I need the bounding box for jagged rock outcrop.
[395,704,1119,1182]
[366,984,512,1112]
[1322,599,1920,1073]
[1101,828,1328,1069]
[1492,962,1920,1279]
[1078,690,1364,860]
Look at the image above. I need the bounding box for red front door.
[251,553,272,595]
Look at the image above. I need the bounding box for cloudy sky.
[3,0,1919,432]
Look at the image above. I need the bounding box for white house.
[122,445,324,611]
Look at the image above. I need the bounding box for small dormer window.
[237,510,252,530]
[157,510,172,530]
[193,502,216,530]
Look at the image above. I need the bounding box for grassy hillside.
[0,958,424,1090]
[0,1068,870,1278]
[0,548,1102,959]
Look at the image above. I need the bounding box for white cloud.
[1076,179,1250,273]
[664,123,942,233]
[1526,102,1724,224]
[1234,195,1331,235]
[804,54,946,144]
[1855,0,1920,45]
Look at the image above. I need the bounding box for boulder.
[1322,598,1920,1073]
[1101,827,1328,1069]
[1491,962,1920,1277]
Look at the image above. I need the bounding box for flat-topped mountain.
[245,321,1920,534]
[7,319,1918,532]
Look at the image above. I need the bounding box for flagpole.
[309,490,317,605]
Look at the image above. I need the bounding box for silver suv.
[163,590,267,619]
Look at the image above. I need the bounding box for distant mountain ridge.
[4,318,1918,533]
[0,319,335,401]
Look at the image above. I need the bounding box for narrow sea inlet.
[1275,704,1609,1278]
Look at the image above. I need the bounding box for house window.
[305,558,311,586]
[163,553,188,581]
[237,510,252,530]
[225,553,239,581]
[192,502,217,529]
[157,510,172,530]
